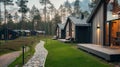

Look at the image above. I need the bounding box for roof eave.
[87,0,103,23]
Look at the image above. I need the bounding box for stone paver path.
[23,41,48,67]
[0,51,21,67]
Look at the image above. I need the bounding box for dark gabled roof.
[0,28,18,34]
[14,30,30,33]
[57,23,65,30]
[68,16,90,26]
[87,0,119,22]
[87,0,103,23]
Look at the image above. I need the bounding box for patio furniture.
[115,32,120,45]
[117,32,120,37]
[115,37,120,45]
[66,36,74,41]
[52,36,58,40]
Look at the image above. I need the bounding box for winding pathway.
[23,41,48,67]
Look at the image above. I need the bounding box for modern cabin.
[0,28,19,40]
[14,30,30,36]
[65,16,91,43]
[30,30,37,36]
[87,0,120,47]
[77,0,120,61]
[56,23,65,39]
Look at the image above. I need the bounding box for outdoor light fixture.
[112,13,118,17]
[112,14,117,17]
[97,25,100,29]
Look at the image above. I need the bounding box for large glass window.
[106,20,120,47]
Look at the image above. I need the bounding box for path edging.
[23,40,48,67]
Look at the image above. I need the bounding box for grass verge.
[45,39,111,67]
[8,36,41,67]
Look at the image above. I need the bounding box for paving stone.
[23,41,48,67]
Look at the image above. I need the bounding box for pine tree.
[74,0,81,17]
[49,4,55,20]
[88,0,97,12]
[40,0,53,35]
[0,2,2,25]
[30,5,37,20]
[7,13,14,29]
[40,0,51,22]
[59,5,64,16]
[16,0,29,29]
[0,0,13,25]
[14,12,19,23]
[64,0,72,16]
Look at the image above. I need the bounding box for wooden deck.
[77,44,120,61]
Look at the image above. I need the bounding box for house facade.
[65,16,91,43]
[87,0,120,46]
[0,28,19,40]
[56,23,65,39]
[106,0,120,46]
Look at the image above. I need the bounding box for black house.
[30,30,37,36]
[0,28,19,40]
[64,16,91,43]
[14,30,30,36]
[56,23,66,39]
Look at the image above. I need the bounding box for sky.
[27,0,85,9]
[28,0,75,9]
[24,0,84,9]
[1,0,76,10]
[0,0,91,16]
[1,0,87,11]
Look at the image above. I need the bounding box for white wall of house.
[65,21,75,39]
[92,4,104,45]
[59,28,61,38]
[66,22,69,39]
[57,28,59,37]
[72,22,75,38]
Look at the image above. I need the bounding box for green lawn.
[45,39,111,67]
[8,36,41,67]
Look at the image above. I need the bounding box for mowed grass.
[45,39,111,67]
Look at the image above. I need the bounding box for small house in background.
[30,30,37,36]
[14,30,30,36]
[64,16,91,43]
[23,30,30,36]
[36,31,45,35]
[0,28,19,40]
[56,23,66,39]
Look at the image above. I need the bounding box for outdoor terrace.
[77,44,120,62]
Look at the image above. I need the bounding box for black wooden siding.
[0,28,19,40]
[61,29,66,39]
[75,26,91,43]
